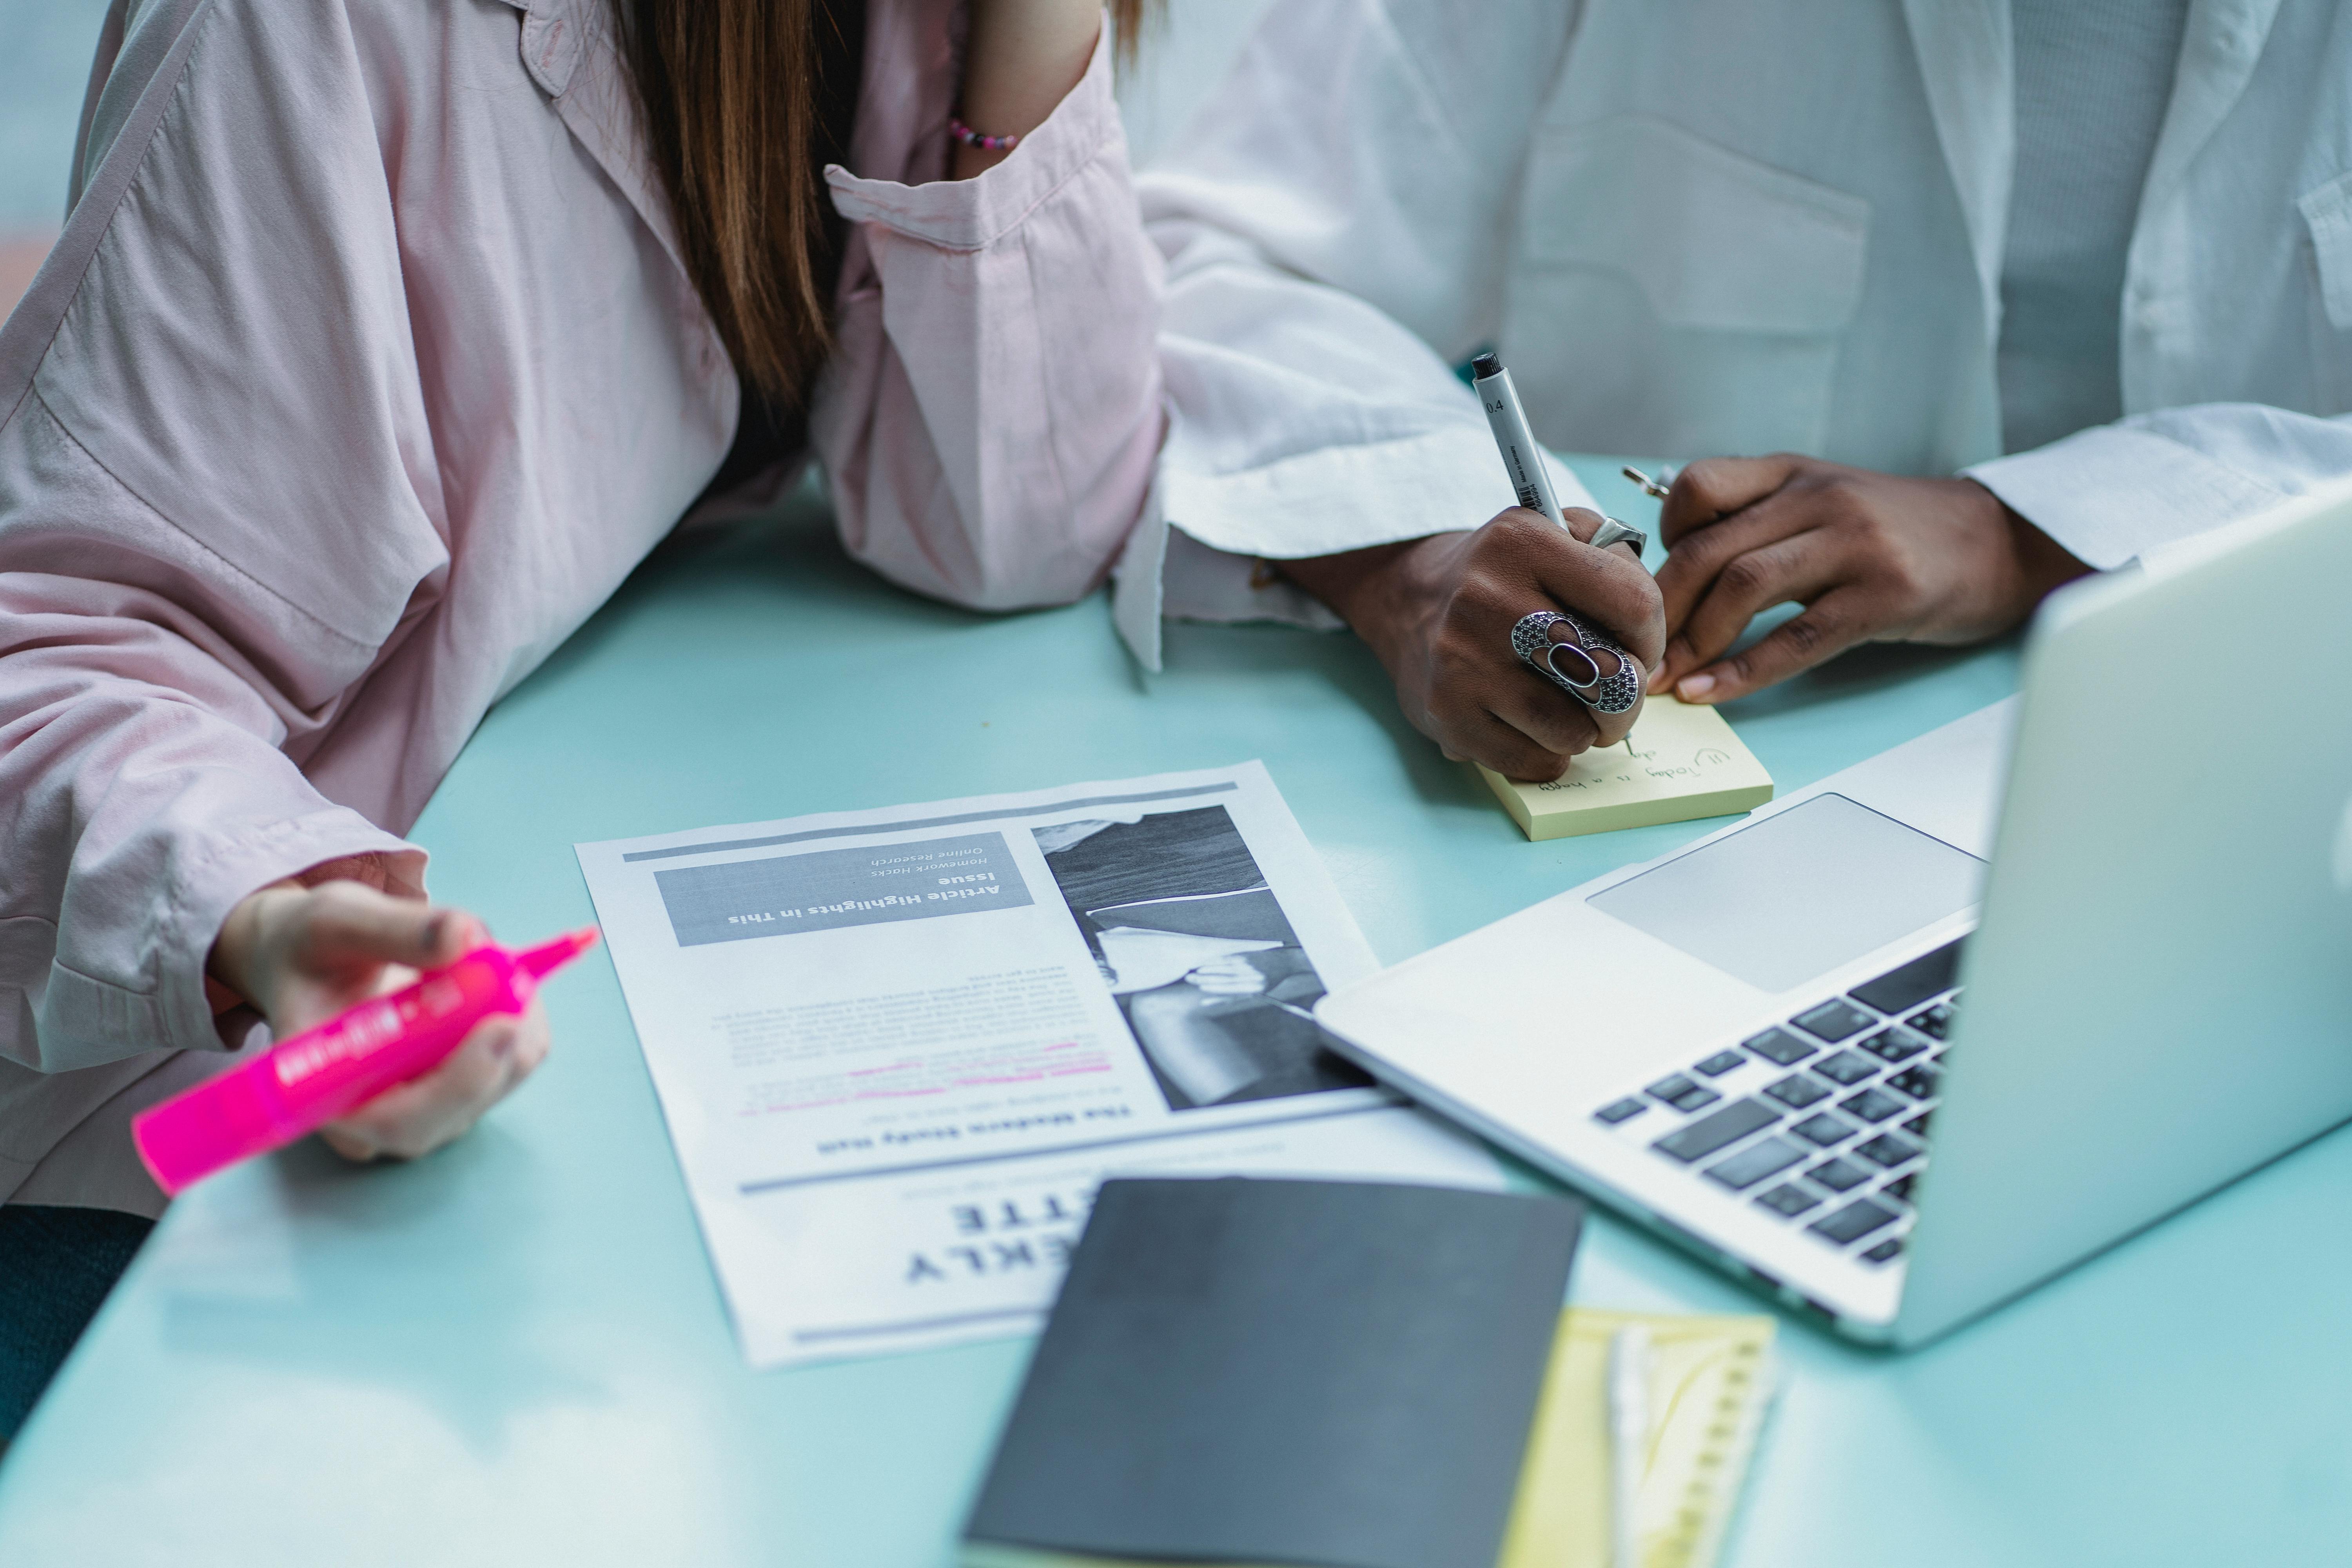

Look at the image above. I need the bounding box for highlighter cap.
[132,1066,283,1196]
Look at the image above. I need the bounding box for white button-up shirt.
[1121,0,2352,659]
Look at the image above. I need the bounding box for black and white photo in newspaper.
[1034,804,1371,1111]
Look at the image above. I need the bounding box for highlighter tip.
[516,926,600,980]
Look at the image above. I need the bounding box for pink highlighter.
[132,926,599,1195]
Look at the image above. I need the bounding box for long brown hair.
[621,1,1154,408]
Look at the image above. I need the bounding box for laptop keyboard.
[1593,940,1963,1266]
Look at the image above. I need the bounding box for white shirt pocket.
[1502,115,1871,459]
[2298,170,2352,411]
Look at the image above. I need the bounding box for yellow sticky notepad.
[963,1306,1778,1568]
[1478,697,1773,840]
[1499,1309,1779,1568]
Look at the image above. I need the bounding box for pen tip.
[1470,350,1503,381]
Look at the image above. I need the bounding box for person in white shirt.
[1125,0,2352,778]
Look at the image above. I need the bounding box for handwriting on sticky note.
[1477,697,1773,840]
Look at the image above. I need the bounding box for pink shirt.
[0,0,1162,1210]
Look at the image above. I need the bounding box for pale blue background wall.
[0,0,110,229]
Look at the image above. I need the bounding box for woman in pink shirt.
[0,0,1670,1437]
[0,0,1165,1435]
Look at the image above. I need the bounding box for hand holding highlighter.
[133,926,599,1194]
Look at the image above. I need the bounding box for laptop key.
[1887,1063,1940,1100]
[1807,1157,1870,1192]
[1813,1051,1877,1086]
[1858,1028,1928,1065]
[1854,1132,1920,1167]
[1848,940,1963,1016]
[1742,1027,1818,1065]
[1652,1098,1780,1163]
[1860,1237,1905,1264]
[1695,1050,1748,1077]
[1907,1003,1955,1040]
[1792,998,1875,1042]
[1809,1199,1899,1245]
[1646,1073,1720,1113]
[1755,1183,1821,1217]
[1790,1112,1854,1147]
[1704,1134,1807,1191]
[1595,1097,1649,1125]
[1839,1087,1906,1123]
[1762,1073,1832,1110]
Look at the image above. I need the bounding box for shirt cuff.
[1112,431,1601,672]
[1110,515,1344,673]
[1159,423,1596,561]
[41,807,422,1070]
[824,20,1122,252]
[1963,422,2290,572]
[1162,526,1347,628]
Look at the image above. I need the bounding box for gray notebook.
[963,1176,1584,1568]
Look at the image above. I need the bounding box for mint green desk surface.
[4,461,2347,1564]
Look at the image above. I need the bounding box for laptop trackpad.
[1588,793,1985,993]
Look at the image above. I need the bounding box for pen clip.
[1621,465,1674,501]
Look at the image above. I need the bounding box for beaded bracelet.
[949,115,1020,153]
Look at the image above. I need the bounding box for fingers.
[1657,454,1804,546]
[1558,505,1643,562]
[1488,664,1604,759]
[1428,671,1597,781]
[1508,622,1649,748]
[1672,587,1875,705]
[319,999,550,1163]
[321,1017,511,1161]
[299,882,486,972]
[1452,704,1583,782]
[1660,525,1849,689]
[1519,511,1667,672]
[1653,488,1821,653]
[220,884,492,1034]
[1410,510,1655,775]
[1653,463,2050,701]
[506,996,552,1078]
[1347,514,1661,779]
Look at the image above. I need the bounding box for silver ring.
[1511,610,1644,715]
[1590,515,1648,556]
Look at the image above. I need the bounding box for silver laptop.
[1316,483,2352,1346]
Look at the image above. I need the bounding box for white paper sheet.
[577,763,1503,1367]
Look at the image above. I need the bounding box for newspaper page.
[576,763,1502,1368]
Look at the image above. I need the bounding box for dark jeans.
[0,1205,152,1441]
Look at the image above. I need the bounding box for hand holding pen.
[1278,503,1664,785]
[1469,352,1655,719]
[1270,349,1663,783]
